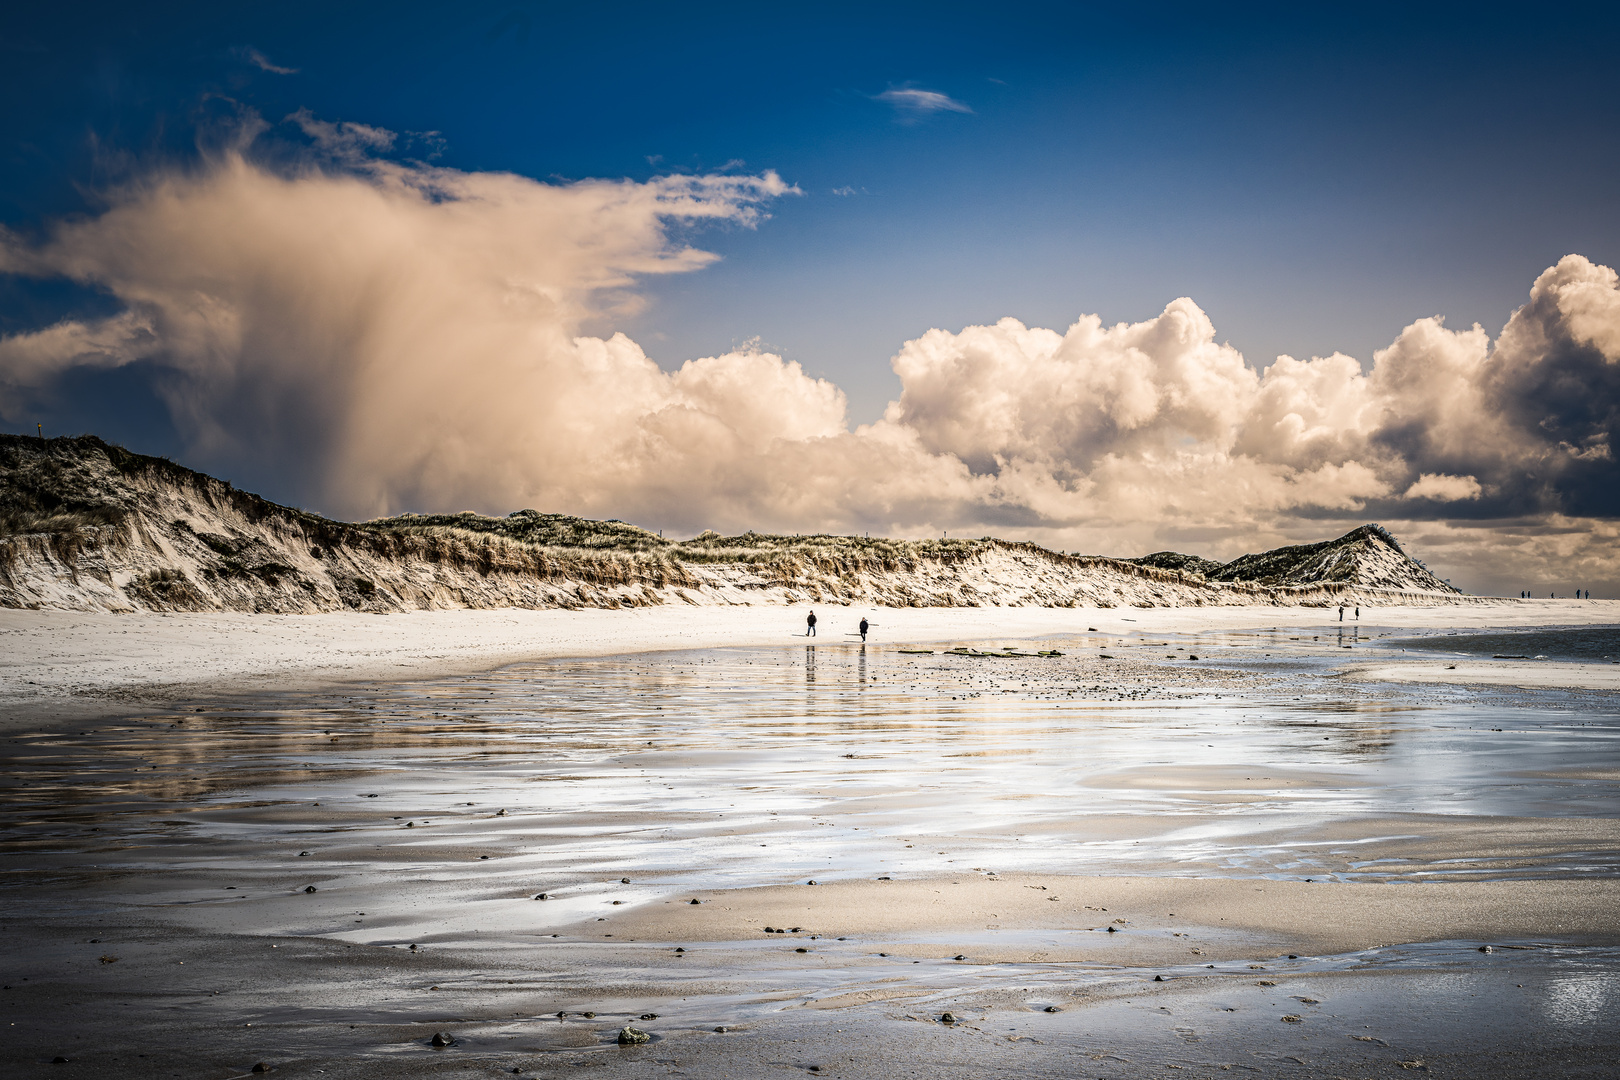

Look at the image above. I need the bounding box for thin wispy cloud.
[238,47,297,75]
[874,86,972,117]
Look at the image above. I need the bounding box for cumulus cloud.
[874,87,973,116]
[2,117,1619,593]
[0,117,798,516]
[1403,473,1483,502]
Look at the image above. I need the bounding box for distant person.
[1355,605,1360,620]
[859,617,869,643]
[1338,605,1344,622]
[806,610,817,637]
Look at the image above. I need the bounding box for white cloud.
[874,87,973,116]
[1,118,1618,592]
[1403,473,1483,501]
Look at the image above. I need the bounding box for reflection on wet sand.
[2,627,1618,1077]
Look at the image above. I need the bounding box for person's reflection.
[805,644,816,685]
[857,644,867,690]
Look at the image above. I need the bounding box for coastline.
[3,599,1615,732]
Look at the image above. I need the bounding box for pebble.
[1044,1005,1061,1013]
[304,885,317,893]
[764,926,775,932]
[583,1011,596,1019]
[617,1026,651,1045]
[51,1057,69,1064]
[1154,975,1165,981]
[251,1064,273,1074]
[1281,1014,1302,1023]
[796,947,808,953]
[480,855,489,860]
[640,1013,658,1020]
[409,944,417,951]
[535,893,548,900]
[689,898,702,905]
[714,1026,728,1033]
[953,954,966,960]
[939,1012,957,1024]
[1479,945,1494,953]
[430,1032,454,1046]
[621,878,631,884]
[298,851,310,857]
[1106,926,1116,933]
[807,879,817,885]
[674,947,685,953]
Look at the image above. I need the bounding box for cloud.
[1,117,1619,593]
[1403,473,1483,501]
[238,47,298,75]
[874,87,973,117]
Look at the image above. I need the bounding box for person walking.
[1338,605,1344,622]
[859,617,869,643]
[806,610,817,637]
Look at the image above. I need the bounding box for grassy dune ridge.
[0,434,1464,613]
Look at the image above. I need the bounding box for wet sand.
[3,608,1619,1077]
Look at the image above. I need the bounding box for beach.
[2,600,1618,1078]
[4,600,1617,730]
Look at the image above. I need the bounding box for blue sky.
[3,2,1620,590]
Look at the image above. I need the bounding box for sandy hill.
[1131,525,1455,592]
[0,434,1469,613]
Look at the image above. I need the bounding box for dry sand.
[595,874,1620,964]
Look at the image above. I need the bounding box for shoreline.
[3,599,1616,732]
